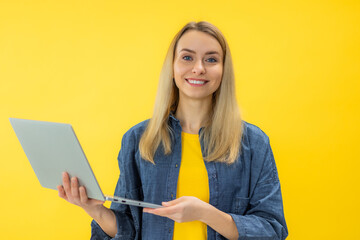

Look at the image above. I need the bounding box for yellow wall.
[1,0,359,239]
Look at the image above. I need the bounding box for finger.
[57,185,68,201]
[79,186,105,206]
[62,172,71,196]
[143,208,157,213]
[79,186,88,204]
[162,197,184,207]
[71,177,80,199]
[145,205,178,216]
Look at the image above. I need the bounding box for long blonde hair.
[139,21,243,164]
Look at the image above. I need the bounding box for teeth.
[188,79,205,85]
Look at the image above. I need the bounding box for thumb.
[162,197,183,207]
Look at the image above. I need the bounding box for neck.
[175,95,212,134]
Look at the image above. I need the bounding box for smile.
[185,78,209,86]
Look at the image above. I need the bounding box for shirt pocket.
[232,196,250,215]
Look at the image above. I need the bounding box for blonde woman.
[58,21,288,240]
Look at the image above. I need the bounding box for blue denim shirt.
[91,115,288,240]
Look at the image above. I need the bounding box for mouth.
[185,78,209,86]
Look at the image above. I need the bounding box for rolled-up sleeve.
[90,208,135,240]
[229,137,288,240]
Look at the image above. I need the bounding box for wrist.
[83,204,107,220]
[198,204,239,240]
[198,202,213,224]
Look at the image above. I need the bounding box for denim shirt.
[91,115,288,240]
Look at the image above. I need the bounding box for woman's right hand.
[57,172,105,212]
[57,172,117,237]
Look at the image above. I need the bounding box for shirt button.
[175,164,178,168]
[171,194,174,198]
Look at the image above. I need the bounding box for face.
[173,30,223,102]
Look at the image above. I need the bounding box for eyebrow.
[179,48,221,55]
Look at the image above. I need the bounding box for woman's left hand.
[143,196,208,223]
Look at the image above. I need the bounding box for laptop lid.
[9,118,106,201]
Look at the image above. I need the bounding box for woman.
[58,21,288,240]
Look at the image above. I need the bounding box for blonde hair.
[139,21,243,164]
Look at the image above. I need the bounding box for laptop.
[9,118,162,209]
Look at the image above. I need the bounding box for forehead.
[176,30,223,55]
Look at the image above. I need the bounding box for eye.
[182,56,192,61]
[206,57,217,63]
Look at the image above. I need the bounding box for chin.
[184,93,213,101]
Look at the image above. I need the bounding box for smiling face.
[173,30,224,102]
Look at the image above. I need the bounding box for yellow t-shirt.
[173,132,210,240]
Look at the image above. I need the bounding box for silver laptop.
[9,118,162,209]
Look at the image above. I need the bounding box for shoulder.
[122,119,150,142]
[241,121,279,185]
[242,121,270,149]
[117,119,150,162]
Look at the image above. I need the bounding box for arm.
[228,137,288,240]
[59,127,140,239]
[201,202,239,240]
[144,136,288,240]
[57,172,117,238]
[83,203,117,238]
[144,196,239,240]
[90,129,142,239]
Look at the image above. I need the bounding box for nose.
[192,60,206,75]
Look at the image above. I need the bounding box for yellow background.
[1,0,359,239]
